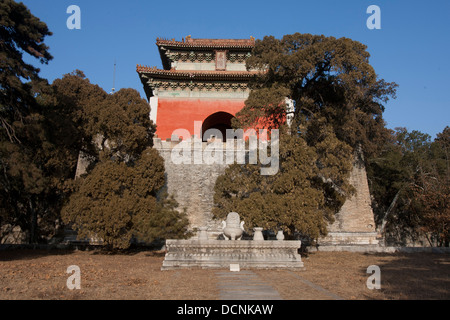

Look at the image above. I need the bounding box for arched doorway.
[201,112,235,142]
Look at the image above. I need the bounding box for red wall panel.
[156,98,246,140]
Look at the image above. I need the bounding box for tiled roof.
[156,36,255,49]
[136,65,259,79]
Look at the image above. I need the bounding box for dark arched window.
[201,112,235,142]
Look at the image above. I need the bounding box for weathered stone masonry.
[139,37,380,246]
[154,137,379,245]
[153,138,229,235]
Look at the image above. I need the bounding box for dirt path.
[216,270,282,300]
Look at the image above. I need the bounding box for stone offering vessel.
[222,212,245,240]
[253,227,264,241]
[162,213,304,270]
[276,230,285,241]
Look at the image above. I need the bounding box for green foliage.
[62,148,190,250]
[0,3,188,247]
[96,88,155,160]
[0,9,189,246]
[213,129,353,241]
[236,33,397,157]
[215,33,396,240]
[134,194,192,244]
[0,0,52,142]
[51,71,155,160]
[52,73,190,250]
[367,127,450,246]
[0,0,61,243]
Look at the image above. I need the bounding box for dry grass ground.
[260,251,450,300]
[0,249,448,300]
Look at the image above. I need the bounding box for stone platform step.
[161,239,304,270]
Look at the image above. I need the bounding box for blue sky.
[20,0,449,138]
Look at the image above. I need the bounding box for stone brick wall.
[154,138,380,245]
[327,152,376,233]
[154,138,229,236]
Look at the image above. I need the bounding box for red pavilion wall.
[155,98,246,140]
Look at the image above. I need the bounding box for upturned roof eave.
[136,66,260,81]
[155,38,255,50]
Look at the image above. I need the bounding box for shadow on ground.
[0,244,166,261]
[372,252,450,299]
[0,247,76,262]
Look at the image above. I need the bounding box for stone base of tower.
[318,232,379,246]
[155,136,384,247]
[153,137,230,235]
[318,151,382,247]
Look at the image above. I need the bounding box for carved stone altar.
[161,239,304,270]
[161,212,303,270]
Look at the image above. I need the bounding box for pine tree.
[368,127,450,246]
[57,73,190,249]
[0,0,56,243]
[0,0,52,142]
[214,33,398,241]
[62,149,189,250]
[235,33,397,157]
[213,128,353,241]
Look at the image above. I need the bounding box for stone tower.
[137,36,380,245]
[137,36,256,142]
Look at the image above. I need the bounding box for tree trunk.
[380,188,402,235]
[29,198,38,244]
